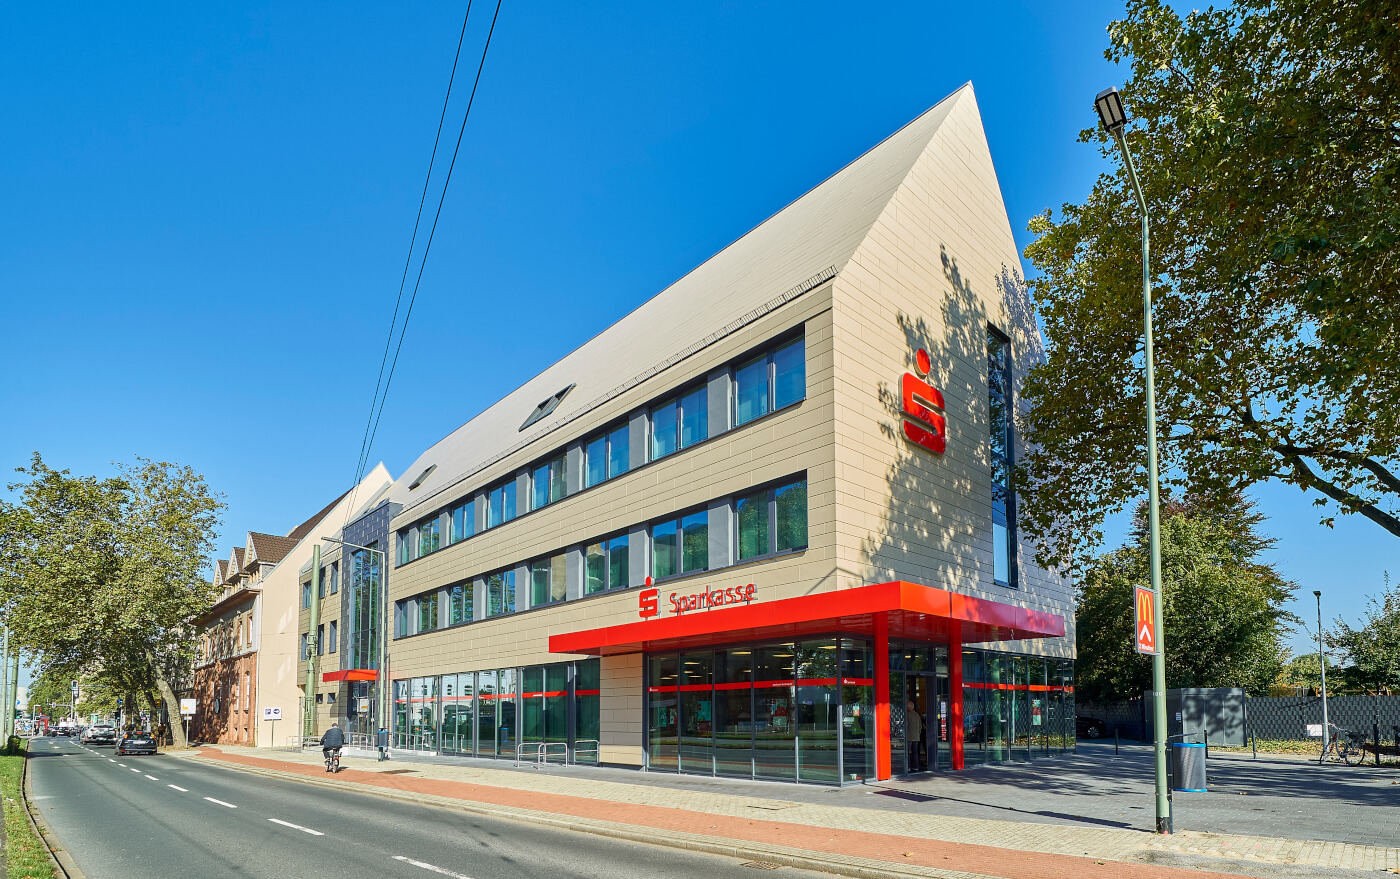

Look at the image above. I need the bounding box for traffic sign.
[1134,585,1159,654]
[179,698,196,717]
[263,706,282,721]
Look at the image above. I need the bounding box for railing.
[515,741,568,768]
[348,733,373,750]
[573,739,600,765]
[391,731,438,754]
[285,735,313,750]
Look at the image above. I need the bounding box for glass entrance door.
[903,671,949,772]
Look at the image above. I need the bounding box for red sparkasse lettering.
[639,588,659,619]
[901,372,947,455]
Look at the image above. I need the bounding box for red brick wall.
[188,653,258,745]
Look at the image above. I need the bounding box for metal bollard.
[1376,723,1382,767]
[1251,731,1257,760]
[1114,728,1119,756]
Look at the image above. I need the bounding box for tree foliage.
[1074,492,1295,703]
[1019,0,1400,572]
[1329,573,1400,693]
[0,454,223,746]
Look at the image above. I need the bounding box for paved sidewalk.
[172,744,1399,879]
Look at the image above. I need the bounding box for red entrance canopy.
[549,580,1065,656]
[322,669,378,682]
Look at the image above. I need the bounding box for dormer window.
[519,384,575,432]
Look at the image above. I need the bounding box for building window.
[988,327,1016,588]
[315,693,324,704]
[232,676,240,711]
[318,568,327,598]
[584,422,630,489]
[349,544,381,670]
[486,569,516,617]
[530,553,567,607]
[300,633,309,660]
[418,593,439,633]
[530,454,568,512]
[243,672,251,709]
[419,518,440,558]
[328,562,339,595]
[737,477,808,561]
[735,337,805,427]
[448,580,472,625]
[651,386,707,461]
[317,624,325,656]
[328,620,337,653]
[487,480,517,528]
[585,534,628,595]
[302,581,311,609]
[652,510,708,580]
[450,498,475,543]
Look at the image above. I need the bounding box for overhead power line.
[349,0,504,497]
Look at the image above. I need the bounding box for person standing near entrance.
[906,700,926,771]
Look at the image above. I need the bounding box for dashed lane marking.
[268,818,324,836]
[144,775,158,780]
[129,768,140,773]
[108,759,116,763]
[168,785,188,792]
[392,856,475,878]
[203,797,237,809]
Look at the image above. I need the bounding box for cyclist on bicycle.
[321,722,346,772]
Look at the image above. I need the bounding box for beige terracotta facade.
[310,85,1074,780]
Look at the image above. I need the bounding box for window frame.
[529,552,568,608]
[987,325,1018,590]
[735,475,809,564]
[650,507,710,582]
[584,533,630,595]
[327,620,337,653]
[650,383,708,462]
[734,335,806,428]
[486,568,516,618]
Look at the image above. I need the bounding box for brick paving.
[175,741,1400,879]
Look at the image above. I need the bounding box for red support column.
[949,635,965,770]
[874,614,891,780]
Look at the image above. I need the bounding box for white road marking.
[167,785,188,792]
[117,763,126,767]
[129,768,140,773]
[392,856,475,878]
[268,818,324,836]
[144,775,158,780]
[203,797,237,809]
[109,759,117,763]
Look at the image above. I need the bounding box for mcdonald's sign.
[1134,585,1158,655]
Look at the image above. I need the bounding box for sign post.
[1134,586,1159,654]
[264,706,281,749]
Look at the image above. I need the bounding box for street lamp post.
[320,537,390,737]
[1096,86,1171,835]
[1314,590,1330,761]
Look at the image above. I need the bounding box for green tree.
[1018,0,1400,572]
[1075,493,1295,703]
[0,454,223,747]
[1329,573,1400,693]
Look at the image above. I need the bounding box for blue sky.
[2,1,1391,680]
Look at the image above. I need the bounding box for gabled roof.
[246,532,299,568]
[228,547,245,576]
[390,85,973,518]
[287,490,351,542]
[213,558,230,588]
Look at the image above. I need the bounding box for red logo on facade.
[1134,585,1158,654]
[902,348,946,455]
[638,579,660,619]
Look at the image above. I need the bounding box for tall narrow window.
[679,387,708,449]
[417,592,439,632]
[988,327,1016,588]
[651,399,679,459]
[735,355,770,426]
[487,569,515,617]
[530,554,567,607]
[488,482,516,527]
[585,434,607,488]
[418,518,440,557]
[584,534,630,595]
[450,499,474,543]
[607,424,630,478]
[328,620,337,653]
[449,582,471,624]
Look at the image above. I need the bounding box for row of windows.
[396,334,806,567]
[299,619,339,659]
[395,476,808,638]
[301,561,341,609]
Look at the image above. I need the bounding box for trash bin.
[1170,742,1207,792]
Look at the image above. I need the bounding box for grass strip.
[1,736,56,879]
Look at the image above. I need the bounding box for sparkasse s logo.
[638,580,660,618]
[902,347,947,454]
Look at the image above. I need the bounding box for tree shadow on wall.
[862,245,991,590]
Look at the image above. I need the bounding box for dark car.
[1076,716,1107,739]
[115,732,158,756]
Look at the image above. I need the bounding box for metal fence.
[1080,693,1400,746]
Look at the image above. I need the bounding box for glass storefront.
[646,636,875,785]
[960,649,1075,767]
[392,659,599,762]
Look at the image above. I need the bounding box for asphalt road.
[28,735,829,879]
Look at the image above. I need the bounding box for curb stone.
[20,745,86,879]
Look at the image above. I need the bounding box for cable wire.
[351,3,475,491]
[360,0,504,476]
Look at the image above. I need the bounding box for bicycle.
[1320,724,1367,766]
[324,747,341,773]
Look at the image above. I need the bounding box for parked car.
[83,724,117,745]
[1076,716,1107,739]
[115,732,158,756]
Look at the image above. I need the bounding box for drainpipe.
[304,544,321,738]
